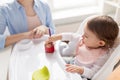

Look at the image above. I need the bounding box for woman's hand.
[33,25,49,39]
[24,25,49,39]
[65,64,84,74]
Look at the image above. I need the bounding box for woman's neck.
[18,0,34,8]
[18,0,36,16]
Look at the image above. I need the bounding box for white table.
[8,36,82,80]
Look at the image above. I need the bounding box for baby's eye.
[82,33,88,38]
[84,35,88,38]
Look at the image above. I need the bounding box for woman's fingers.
[25,25,48,39]
[33,29,43,39]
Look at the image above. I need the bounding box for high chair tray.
[8,35,82,80]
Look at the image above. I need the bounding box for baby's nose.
[82,35,84,39]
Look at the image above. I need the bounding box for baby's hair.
[87,15,119,48]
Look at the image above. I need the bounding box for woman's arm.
[5,31,33,47]
[5,25,49,47]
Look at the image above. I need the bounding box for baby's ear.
[99,40,105,47]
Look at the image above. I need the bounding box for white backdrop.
[0,0,13,4]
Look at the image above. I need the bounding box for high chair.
[59,15,120,80]
[76,15,120,80]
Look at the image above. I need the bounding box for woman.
[0,0,55,49]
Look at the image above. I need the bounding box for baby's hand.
[48,36,56,42]
[45,40,52,46]
[45,42,53,48]
[65,64,84,74]
[45,34,62,45]
[48,34,62,42]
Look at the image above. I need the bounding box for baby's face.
[82,25,104,48]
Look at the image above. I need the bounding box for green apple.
[32,66,50,80]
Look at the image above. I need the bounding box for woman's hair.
[87,15,119,48]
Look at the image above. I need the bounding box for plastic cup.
[45,42,54,53]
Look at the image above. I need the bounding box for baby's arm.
[48,34,62,42]
[65,53,109,79]
[46,33,80,56]
[81,53,110,79]
[48,32,79,42]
